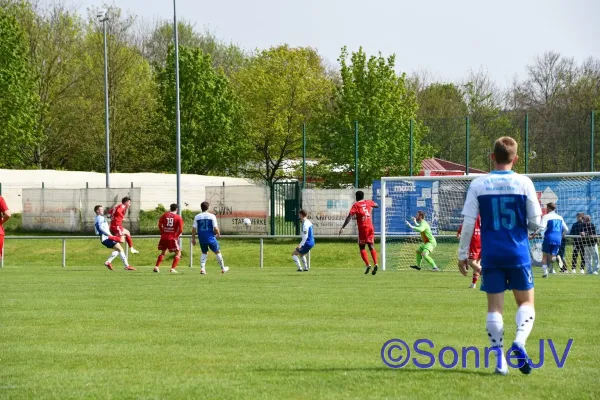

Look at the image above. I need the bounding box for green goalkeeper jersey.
[412,220,436,246]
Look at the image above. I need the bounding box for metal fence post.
[302,123,307,188]
[62,239,66,268]
[260,238,264,268]
[591,110,595,172]
[308,251,311,270]
[189,237,193,268]
[525,113,529,173]
[465,116,470,175]
[354,120,359,188]
[409,119,414,176]
[126,243,129,258]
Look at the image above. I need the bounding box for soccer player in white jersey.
[530,202,568,277]
[94,205,136,271]
[458,137,542,376]
[192,201,228,274]
[293,209,314,272]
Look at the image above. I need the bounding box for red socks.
[472,273,480,284]
[126,235,133,248]
[156,254,165,267]
[172,256,181,269]
[370,248,378,265]
[360,249,370,266]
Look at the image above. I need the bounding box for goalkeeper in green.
[406,211,439,271]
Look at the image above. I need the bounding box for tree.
[8,0,87,168]
[510,52,600,172]
[60,7,158,172]
[0,6,39,168]
[233,45,333,184]
[140,20,246,75]
[156,45,245,175]
[320,47,425,187]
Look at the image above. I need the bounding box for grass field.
[1,238,599,399]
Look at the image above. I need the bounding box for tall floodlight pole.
[173,0,182,216]
[98,9,110,188]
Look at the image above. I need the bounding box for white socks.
[486,312,507,371]
[106,251,118,263]
[292,255,301,269]
[301,256,308,270]
[542,264,548,274]
[216,253,225,269]
[200,254,208,268]
[514,305,535,346]
[119,251,129,267]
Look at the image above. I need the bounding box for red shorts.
[468,246,481,260]
[358,227,375,245]
[110,225,124,236]
[0,235,4,257]
[158,238,180,252]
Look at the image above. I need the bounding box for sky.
[71,0,599,87]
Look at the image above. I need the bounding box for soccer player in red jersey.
[0,195,11,260]
[339,191,380,275]
[457,214,482,289]
[108,196,139,254]
[154,203,184,274]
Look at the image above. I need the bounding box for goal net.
[378,173,600,271]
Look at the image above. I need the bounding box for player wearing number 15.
[154,203,184,274]
[458,137,542,376]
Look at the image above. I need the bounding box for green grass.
[0,238,599,399]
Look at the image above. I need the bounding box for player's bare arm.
[214,226,221,239]
[191,227,197,245]
[0,208,11,224]
[339,214,352,235]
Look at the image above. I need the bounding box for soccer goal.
[379,172,600,271]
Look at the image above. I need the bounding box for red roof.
[421,158,487,174]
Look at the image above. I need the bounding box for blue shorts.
[200,239,220,254]
[542,241,560,256]
[296,244,314,255]
[480,266,534,294]
[102,239,118,249]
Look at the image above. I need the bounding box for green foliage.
[233,45,334,183]
[0,6,39,168]
[320,47,426,187]
[143,21,247,75]
[156,45,245,175]
[139,206,199,234]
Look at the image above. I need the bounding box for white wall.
[0,169,254,212]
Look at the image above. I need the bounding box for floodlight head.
[97,9,108,21]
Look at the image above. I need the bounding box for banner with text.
[302,189,374,236]
[205,185,270,234]
[22,188,141,232]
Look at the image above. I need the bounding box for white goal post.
[380,172,600,271]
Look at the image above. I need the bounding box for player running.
[94,205,136,271]
[0,195,11,260]
[458,136,542,376]
[530,202,568,278]
[293,209,314,272]
[108,196,139,254]
[339,191,380,275]
[192,201,228,274]
[407,211,438,271]
[154,203,184,274]
[457,215,482,288]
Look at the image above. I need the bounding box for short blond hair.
[494,137,518,164]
